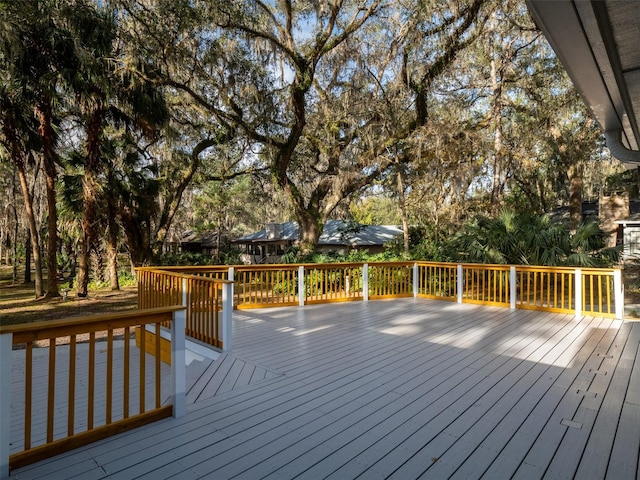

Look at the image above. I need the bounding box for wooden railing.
[0,307,186,477]
[368,262,414,299]
[137,269,233,350]
[461,264,511,307]
[416,262,457,300]
[138,262,623,318]
[516,266,575,313]
[234,265,300,308]
[303,263,364,303]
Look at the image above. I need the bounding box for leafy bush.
[157,252,216,266]
[447,209,620,267]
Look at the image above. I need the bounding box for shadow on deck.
[9,299,640,480]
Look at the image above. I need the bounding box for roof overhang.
[526,0,640,167]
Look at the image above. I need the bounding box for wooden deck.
[9,299,640,479]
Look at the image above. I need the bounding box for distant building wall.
[623,226,640,260]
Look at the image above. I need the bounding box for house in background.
[165,230,227,257]
[614,198,640,262]
[233,220,403,264]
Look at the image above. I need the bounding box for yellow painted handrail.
[137,269,231,348]
[2,307,183,472]
[136,261,622,321]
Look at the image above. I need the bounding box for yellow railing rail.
[515,266,575,313]
[234,265,300,308]
[368,262,414,299]
[0,307,185,475]
[137,262,623,317]
[461,263,511,307]
[581,268,617,317]
[304,263,364,303]
[136,262,624,342]
[416,262,458,301]
[137,269,233,349]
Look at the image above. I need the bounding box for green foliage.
[605,169,640,198]
[87,271,137,290]
[448,209,620,267]
[350,196,402,225]
[157,252,217,266]
[271,272,298,296]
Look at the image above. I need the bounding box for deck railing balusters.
[1,307,185,475]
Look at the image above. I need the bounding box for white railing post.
[182,277,188,310]
[575,269,582,318]
[298,266,305,307]
[363,263,369,302]
[457,264,464,304]
[228,266,234,282]
[614,269,624,319]
[227,266,235,310]
[222,282,234,352]
[171,309,186,418]
[510,266,517,310]
[413,262,419,298]
[1,333,11,480]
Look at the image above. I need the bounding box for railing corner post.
[171,309,186,418]
[363,263,369,302]
[298,265,305,307]
[510,266,517,310]
[575,269,583,319]
[413,262,419,298]
[181,277,188,308]
[457,264,464,304]
[0,333,11,480]
[614,269,624,319]
[222,282,234,352]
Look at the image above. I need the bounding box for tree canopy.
[0,0,626,298]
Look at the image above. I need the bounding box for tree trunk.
[37,100,59,297]
[297,212,322,256]
[568,162,583,233]
[107,215,120,290]
[105,167,120,289]
[12,209,18,284]
[489,53,505,213]
[396,164,410,254]
[77,110,103,297]
[14,157,44,298]
[120,208,154,268]
[24,229,31,283]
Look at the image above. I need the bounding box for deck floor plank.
[9,299,640,480]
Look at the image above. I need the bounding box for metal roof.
[526,0,640,167]
[234,220,403,247]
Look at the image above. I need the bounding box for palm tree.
[0,0,85,297]
[450,209,618,267]
[0,88,45,297]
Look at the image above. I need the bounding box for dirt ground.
[0,267,138,327]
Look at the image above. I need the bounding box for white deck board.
[8,299,640,480]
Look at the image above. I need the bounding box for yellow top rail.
[136,261,623,319]
[1,306,186,473]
